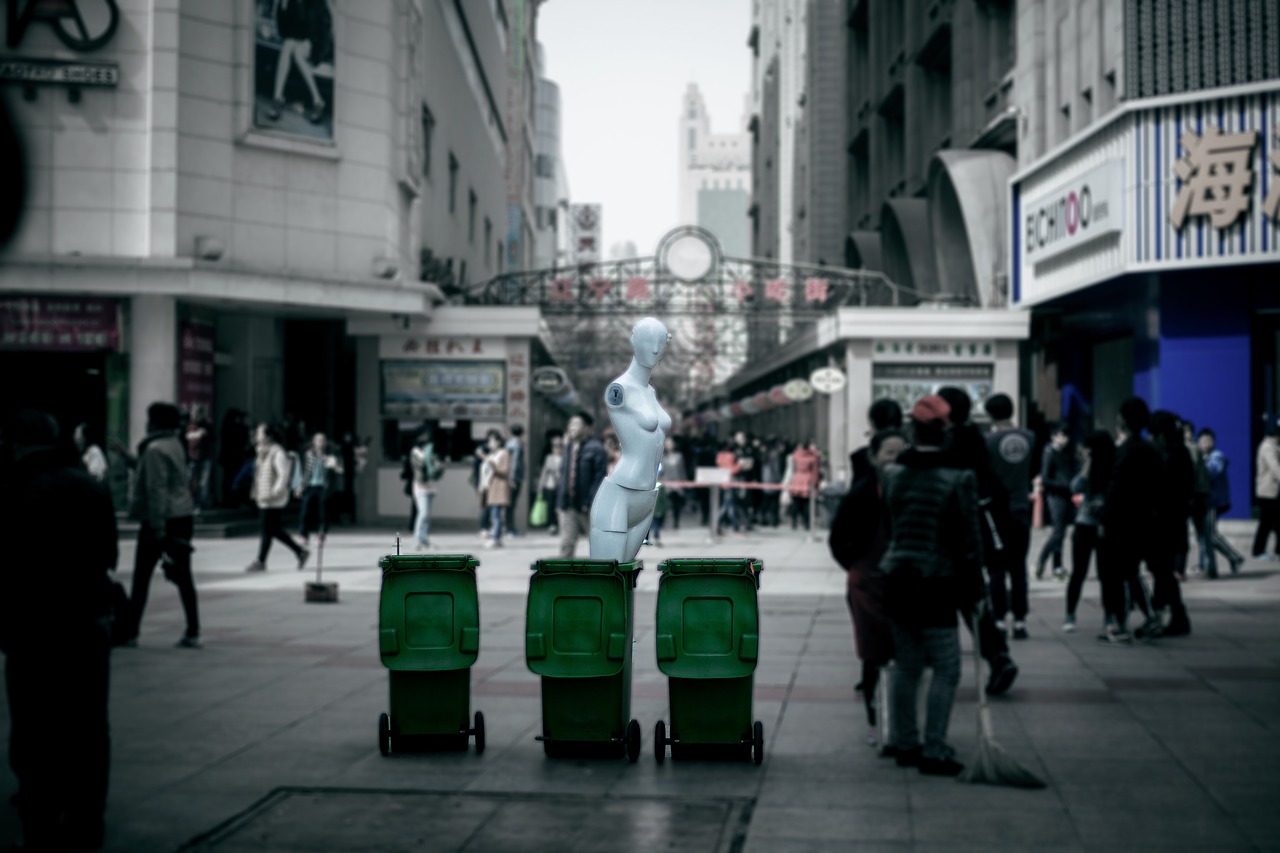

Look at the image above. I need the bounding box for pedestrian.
[481,429,511,549]
[1197,427,1245,576]
[1252,420,1280,559]
[505,423,526,537]
[125,401,202,648]
[555,412,608,558]
[401,437,419,533]
[408,429,440,549]
[1148,410,1193,636]
[537,431,564,535]
[74,421,108,483]
[185,404,214,512]
[784,439,822,530]
[661,435,688,529]
[732,430,759,529]
[1064,430,1114,632]
[245,423,310,572]
[296,431,342,548]
[1,410,118,852]
[1182,419,1212,577]
[878,396,984,777]
[759,436,784,527]
[1036,423,1075,581]
[850,400,904,483]
[983,393,1035,640]
[219,408,250,508]
[1098,397,1163,644]
[603,431,622,476]
[472,440,491,537]
[648,481,670,546]
[934,387,1018,696]
[715,439,744,534]
[829,427,905,747]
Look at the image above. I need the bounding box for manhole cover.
[182,788,753,853]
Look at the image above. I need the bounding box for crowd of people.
[825,388,1260,780]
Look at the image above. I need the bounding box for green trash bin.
[525,558,644,761]
[377,553,485,755]
[652,558,765,764]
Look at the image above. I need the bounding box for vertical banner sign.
[178,321,216,414]
[570,203,602,264]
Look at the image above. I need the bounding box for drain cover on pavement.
[182,788,752,853]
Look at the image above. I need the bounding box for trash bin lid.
[655,561,761,679]
[379,555,480,671]
[526,561,635,678]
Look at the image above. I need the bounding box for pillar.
[129,295,177,447]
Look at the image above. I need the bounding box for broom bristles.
[959,735,1047,788]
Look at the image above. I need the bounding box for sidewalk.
[2,521,1279,852]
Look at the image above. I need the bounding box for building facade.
[533,42,568,271]
[677,83,752,258]
[503,0,541,274]
[1011,0,1280,519]
[0,0,518,523]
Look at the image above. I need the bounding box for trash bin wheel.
[473,711,486,755]
[752,721,764,765]
[654,720,666,764]
[543,738,559,758]
[378,713,390,756]
[626,719,641,763]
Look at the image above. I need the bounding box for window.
[468,190,477,243]
[688,128,696,151]
[535,154,555,179]
[484,217,492,266]
[420,104,435,178]
[448,153,459,213]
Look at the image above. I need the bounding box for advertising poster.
[0,296,120,351]
[382,360,507,420]
[178,320,216,415]
[253,0,335,141]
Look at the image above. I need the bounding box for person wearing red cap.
[878,395,985,776]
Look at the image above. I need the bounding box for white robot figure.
[589,317,673,563]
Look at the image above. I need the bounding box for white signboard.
[1021,159,1124,266]
[809,367,847,394]
[570,203,602,265]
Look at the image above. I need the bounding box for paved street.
[2,521,1279,852]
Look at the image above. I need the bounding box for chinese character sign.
[1265,125,1280,222]
[570,204,602,265]
[0,297,121,352]
[1170,127,1259,230]
[178,320,216,414]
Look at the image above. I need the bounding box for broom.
[958,612,1046,788]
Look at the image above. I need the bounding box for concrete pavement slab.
[2,521,1278,851]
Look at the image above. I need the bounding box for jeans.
[1253,497,1280,557]
[717,488,742,532]
[489,503,505,543]
[258,507,304,564]
[1067,523,1101,617]
[1199,507,1243,572]
[413,489,434,544]
[132,516,200,639]
[298,485,327,538]
[1037,495,1071,573]
[988,511,1031,620]
[188,458,212,509]
[889,623,961,760]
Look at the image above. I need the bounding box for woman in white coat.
[246,423,309,572]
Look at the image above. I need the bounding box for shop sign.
[809,367,846,394]
[0,56,117,86]
[1023,159,1123,262]
[506,347,528,422]
[529,366,568,396]
[872,340,994,361]
[387,336,500,359]
[782,378,813,402]
[0,295,119,351]
[6,0,120,51]
[178,320,215,413]
[381,360,506,420]
[570,203,601,265]
[1170,125,1280,230]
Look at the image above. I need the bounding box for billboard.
[570,203,602,264]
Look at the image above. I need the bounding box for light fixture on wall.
[373,255,399,279]
[195,235,224,261]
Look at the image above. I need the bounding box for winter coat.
[878,448,985,629]
[128,430,194,531]
[1255,437,1280,500]
[484,447,512,507]
[1155,443,1195,553]
[787,447,821,497]
[253,442,293,509]
[1204,448,1232,513]
[1102,435,1162,541]
[556,436,607,513]
[1040,445,1074,498]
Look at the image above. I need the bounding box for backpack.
[422,444,445,482]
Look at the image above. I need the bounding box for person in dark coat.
[1,410,118,851]
[829,428,906,746]
[849,399,903,484]
[936,387,1019,696]
[1098,397,1164,643]
[878,396,985,777]
[555,412,607,558]
[1148,410,1193,636]
[1036,423,1075,580]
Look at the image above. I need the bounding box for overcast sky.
[537,0,752,258]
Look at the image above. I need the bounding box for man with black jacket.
[1099,397,1165,643]
[1,410,118,851]
[936,387,1019,696]
[879,396,985,777]
[555,412,607,558]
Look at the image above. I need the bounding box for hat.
[910,395,951,425]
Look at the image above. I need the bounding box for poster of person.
[253,0,335,141]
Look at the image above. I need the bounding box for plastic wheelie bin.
[652,558,764,764]
[525,558,643,761]
[377,553,485,755]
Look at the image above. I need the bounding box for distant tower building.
[677,83,752,257]
[534,43,568,270]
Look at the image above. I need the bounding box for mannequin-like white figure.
[589,317,674,562]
